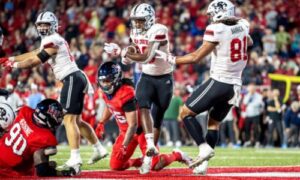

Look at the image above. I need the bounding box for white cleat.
[139,156,152,174]
[87,148,109,165]
[189,143,214,168]
[172,148,193,167]
[57,157,82,175]
[193,160,208,175]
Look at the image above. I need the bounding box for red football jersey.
[0,106,57,175]
[102,84,136,133]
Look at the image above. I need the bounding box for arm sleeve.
[122,98,137,112]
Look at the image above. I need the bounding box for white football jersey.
[203,19,250,86]
[130,23,173,76]
[40,33,79,80]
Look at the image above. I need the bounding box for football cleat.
[139,156,152,174]
[193,160,208,175]
[57,158,82,175]
[189,143,214,168]
[172,149,193,167]
[87,148,109,165]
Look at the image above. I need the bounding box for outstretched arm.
[155,41,217,65]
[10,49,40,62]
[0,47,57,69]
[175,41,217,65]
[13,47,57,68]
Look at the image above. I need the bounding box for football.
[127,45,138,54]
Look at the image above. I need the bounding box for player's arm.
[125,41,164,63]
[95,106,112,139]
[11,47,57,69]
[99,106,112,124]
[9,49,40,62]
[247,35,253,47]
[122,98,138,146]
[34,147,77,177]
[175,41,217,65]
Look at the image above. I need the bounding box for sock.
[206,130,219,148]
[128,158,143,168]
[183,116,205,145]
[93,141,105,152]
[70,149,80,160]
[154,154,176,171]
[145,133,155,148]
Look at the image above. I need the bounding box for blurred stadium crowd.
[0,0,300,148]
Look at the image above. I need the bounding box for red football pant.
[110,132,182,171]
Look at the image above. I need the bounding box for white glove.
[120,47,133,65]
[104,43,121,56]
[121,47,128,58]
[155,50,176,65]
[121,57,133,65]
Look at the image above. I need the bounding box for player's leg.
[110,134,138,170]
[59,72,83,167]
[152,73,173,145]
[193,102,232,175]
[184,79,234,168]
[136,74,158,156]
[151,149,192,171]
[76,116,108,164]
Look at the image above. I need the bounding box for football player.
[0,99,78,177]
[155,0,253,175]
[104,3,174,174]
[0,11,108,168]
[95,62,191,172]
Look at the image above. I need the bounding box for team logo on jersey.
[0,107,7,122]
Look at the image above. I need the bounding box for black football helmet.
[33,99,64,130]
[97,61,122,94]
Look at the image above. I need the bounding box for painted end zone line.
[78,166,300,179]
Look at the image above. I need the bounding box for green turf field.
[51,146,300,171]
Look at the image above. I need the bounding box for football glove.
[95,122,105,139]
[104,43,121,56]
[155,50,176,65]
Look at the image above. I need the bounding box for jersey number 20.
[230,36,247,62]
[5,123,27,156]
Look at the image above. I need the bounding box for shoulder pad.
[41,34,60,49]
[206,23,224,34]
[148,24,168,41]
[119,85,135,104]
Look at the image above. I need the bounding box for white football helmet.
[35,11,58,38]
[130,3,155,34]
[0,103,15,131]
[207,0,235,22]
